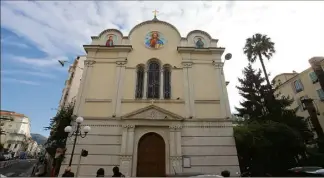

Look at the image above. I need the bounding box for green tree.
[234,64,314,176]
[235,63,267,119]
[44,103,74,155]
[235,121,306,176]
[235,64,313,142]
[243,33,275,88]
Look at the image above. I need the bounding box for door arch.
[136,132,166,177]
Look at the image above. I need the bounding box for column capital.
[116,61,127,67]
[169,125,182,131]
[84,60,96,67]
[120,155,133,161]
[182,62,193,68]
[213,62,224,69]
[170,156,182,161]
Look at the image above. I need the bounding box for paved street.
[0,159,37,177]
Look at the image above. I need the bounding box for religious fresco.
[193,36,205,48]
[106,34,117,47]
[144,31,166,49]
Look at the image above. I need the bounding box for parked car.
[2,153,12,161]
[287,166,324,177]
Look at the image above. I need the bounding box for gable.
[121,105,184,120]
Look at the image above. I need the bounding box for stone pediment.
[121,105,184,120]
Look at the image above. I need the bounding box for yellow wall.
[79,21,228,119]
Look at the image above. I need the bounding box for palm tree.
[243,33,276,89]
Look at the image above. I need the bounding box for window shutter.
[309,72,318,83]
[316,89,324,100]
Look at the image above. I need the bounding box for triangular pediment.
[121,105,184,120]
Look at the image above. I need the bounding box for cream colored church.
[61,15,240,177]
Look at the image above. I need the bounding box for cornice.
[85,99,112,103]
[83,45,133,53]
[177,47,225,55]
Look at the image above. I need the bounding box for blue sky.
[1,1,324,137]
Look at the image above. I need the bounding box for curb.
[0,159,19,169]
[0,159,35,169]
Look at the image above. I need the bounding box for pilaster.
[77,60,96,116]
[116,61,127,117]
[143,69,148,99]
[214,62,226,118]
[120,155,132,177]
[187,63,196,118]
[160,69,164,99]
[169,125,183,174]
[120,125,135,176]
[182,62,191,118]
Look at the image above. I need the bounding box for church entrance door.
[136,132,166,177]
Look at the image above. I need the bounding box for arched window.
[135,65,144,99]
[163,66,171,99]
[147,61,160,99]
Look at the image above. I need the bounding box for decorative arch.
[128,19,182,39]
[135,64,145,99]
[136,132,166,177]
[186,30,212,40]
[98,29,124,38]
[163,64,172,99]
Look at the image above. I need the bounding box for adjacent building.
[61,16,239,176]
[58,56,85,109]
[273,56,324,135]
[0,110,32,157]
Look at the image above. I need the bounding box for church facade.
[61,16,240,177]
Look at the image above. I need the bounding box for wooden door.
[136,132,166,177]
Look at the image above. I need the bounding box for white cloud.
[2,78,40,86]
[1,1,324,112]
[1,70,56,79]
[1,37,29,48]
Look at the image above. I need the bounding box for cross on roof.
[151,99,155,105]
[152,9,159,18]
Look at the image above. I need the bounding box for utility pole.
[301,98,324,139]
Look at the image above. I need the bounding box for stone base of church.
[59,119,240,177]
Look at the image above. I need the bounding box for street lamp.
[64,116,91,166]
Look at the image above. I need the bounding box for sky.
[1,1,324,137]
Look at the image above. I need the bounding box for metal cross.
[152,9,159,18]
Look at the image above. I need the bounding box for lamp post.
[64,116,91,166]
